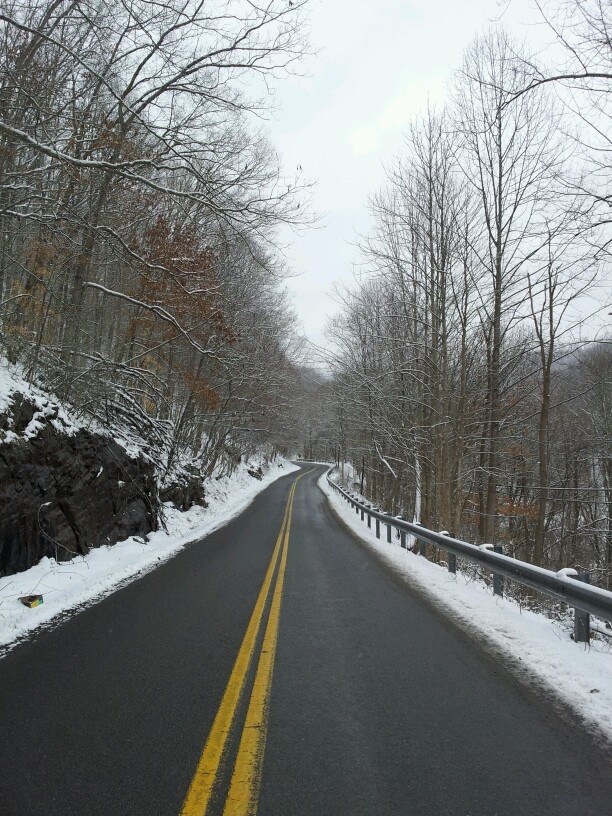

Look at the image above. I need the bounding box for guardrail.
[326,473,612,643]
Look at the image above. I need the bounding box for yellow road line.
[180,484,295,816]
[222,478,297,816]
[180,469,312,816]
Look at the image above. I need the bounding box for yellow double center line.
[181,471,310,816]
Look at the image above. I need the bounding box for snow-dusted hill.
[0,364,158,576]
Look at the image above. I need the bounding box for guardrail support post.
[376,518,380,539]
[387,524,392,544]
[400,530,406,549]
[443,532,456,574]
[419,540,427,557]
[367,510,371,529]
[493,545,504,597]
[361,507,364,521]
[355,502,359,515]
[574,572,591,644]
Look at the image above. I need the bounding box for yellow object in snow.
[19,595,44,608]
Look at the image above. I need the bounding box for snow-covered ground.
[0,358,156,459]
[0,364,81,443]
[319,472,612,747]
[0,458,299,654]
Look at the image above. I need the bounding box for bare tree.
[453,28,563,541]
[509,0,612,257]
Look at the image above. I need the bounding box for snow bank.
[0,458,299,654]
[319,473,612,746]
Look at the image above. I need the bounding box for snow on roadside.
[0,458,299,654]
[319,472,612,746]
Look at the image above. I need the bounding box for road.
[0,464,610,816]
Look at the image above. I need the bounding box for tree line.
[0,0,310,484]
[322,2,611,586]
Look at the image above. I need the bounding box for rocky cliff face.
[0,393,158,576]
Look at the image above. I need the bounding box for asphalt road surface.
[0,464,610,816]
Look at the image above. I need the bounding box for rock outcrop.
[0,394,158,576]
[160,472,207,511]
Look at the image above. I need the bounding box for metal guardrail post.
[442,532,456,574]
[395,517,404,548]
[413,522,426,557]
[376,518,380,539]
[387,523,392,543]
[361,506,365,520]
[479,543,503,596]
[493,545,504,597]
[367,507,372,529]
[575,572,591,644]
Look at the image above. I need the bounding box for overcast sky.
[266,0,545,351]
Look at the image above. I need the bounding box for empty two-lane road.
[0,464,610,816]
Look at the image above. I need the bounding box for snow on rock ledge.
[0,376,158,576]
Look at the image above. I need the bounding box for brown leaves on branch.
[130,214,236,346]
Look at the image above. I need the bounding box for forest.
[0,0,610,586]
[312,3,612,587]
[0,0,311,490]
